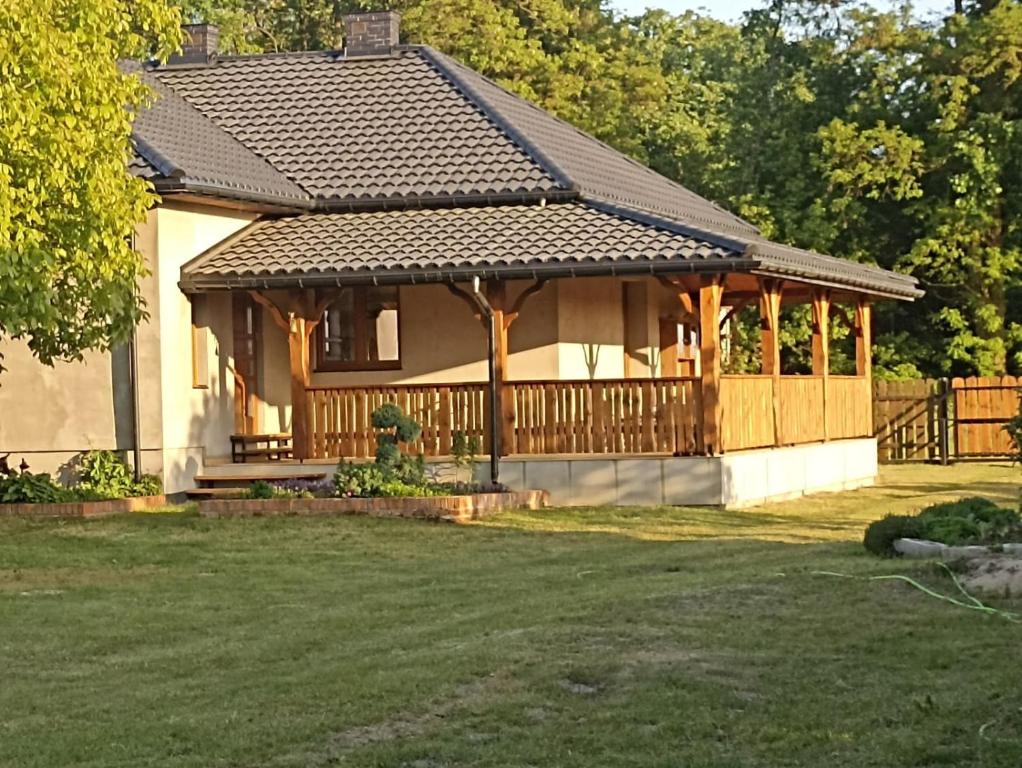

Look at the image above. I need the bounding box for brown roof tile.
[152,50,557,202]
[180,202,744,289]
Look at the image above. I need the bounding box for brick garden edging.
[198,490,549,523]
[0,495,167,519]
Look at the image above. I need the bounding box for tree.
[0,0,181,370]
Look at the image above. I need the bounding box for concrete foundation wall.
[497,438,877,508]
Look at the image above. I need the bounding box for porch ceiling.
[179,200,922,300]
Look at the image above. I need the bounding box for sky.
[611,0,955,21]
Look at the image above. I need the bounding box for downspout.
[128,233,143,483]
[128,327,143,483]
[470,276,500,485]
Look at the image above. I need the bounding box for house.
[0,12,921,507]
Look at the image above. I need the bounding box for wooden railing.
[307,384,488,459]
[506,377,700,455]
[720,375,775,450]
[827,375,872,440]
[720,374,871,450]
[306,374,872,459]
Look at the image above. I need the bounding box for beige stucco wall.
[0,341,122,480]
[152,202,257,489]
[0,201,255,491]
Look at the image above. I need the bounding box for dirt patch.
[958,556,1022,598]
[276,674,513,766]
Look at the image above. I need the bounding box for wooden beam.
[812,288,831,441]
[759,279,783,445]
[699,275,725,454]
[658,315,679,377]
[248,290,289,333]
[249,289,338,461]
[485,282,515,456]
[811,289,831,376]
[446,283,484,326]
[718,296,755,331]
[855,297,872,379]
[657,275,699,322]
[505,279,547,327]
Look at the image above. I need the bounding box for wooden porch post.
[658,316,679,377]
[250,289,335,461]
[699,275,725,455]
[486,282,515,456]
[449,279,547,458]
[759,279,783,445]
[287,316,313,460]
[811,289,831,441]
[855,297,872,379]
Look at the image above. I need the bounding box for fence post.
[938,377,951,465]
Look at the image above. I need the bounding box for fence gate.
[872,375,1021,463]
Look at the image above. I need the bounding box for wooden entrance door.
[232,294,262,434]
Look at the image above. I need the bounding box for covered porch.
[228,272,876,463]
[180,199,918,504]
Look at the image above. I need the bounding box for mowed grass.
[0,463,1020,768]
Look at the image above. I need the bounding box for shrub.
[0,472,71,504]
[372,403,422,468]
[916,497,1020,545]
[864,497,1022,555]
[864,515,925,556]
[77,450,162,498]
[247,480,275,499]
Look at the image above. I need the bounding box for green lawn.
[1,463,1020,767]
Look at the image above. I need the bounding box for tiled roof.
[151,50,558,202]
[423,49,760,239]
[132,72,310,203]
[131,45,920,299]
[180,202,746,289]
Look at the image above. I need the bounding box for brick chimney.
[344,11,400,57]
[169,23,220,65]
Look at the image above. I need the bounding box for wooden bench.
[230,433,293,463]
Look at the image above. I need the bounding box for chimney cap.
[343,11,401,57]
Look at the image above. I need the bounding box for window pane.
[366,286,400,362]
[323,289,355,362]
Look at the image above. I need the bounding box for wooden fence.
[953,375,1022,457]
[307,374,875,460]
[872,375,1021,462]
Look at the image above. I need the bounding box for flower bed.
[864,497,1022,556]
[198,490,548,523]
[0,494,167,519]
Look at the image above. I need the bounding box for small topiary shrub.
[863,515,925,556]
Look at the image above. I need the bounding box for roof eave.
[179,256,759,294]
[152,179,314,211]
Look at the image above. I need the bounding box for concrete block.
[568,460,618,507]
[495,461,526,491]
[720,450,770,508]
[615,459,664,506]
[894,538,947,558]
[662,457,721,506]
[522,460,571,505]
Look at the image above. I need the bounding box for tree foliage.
[0,0,181,369]
[174,0,1022,377]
